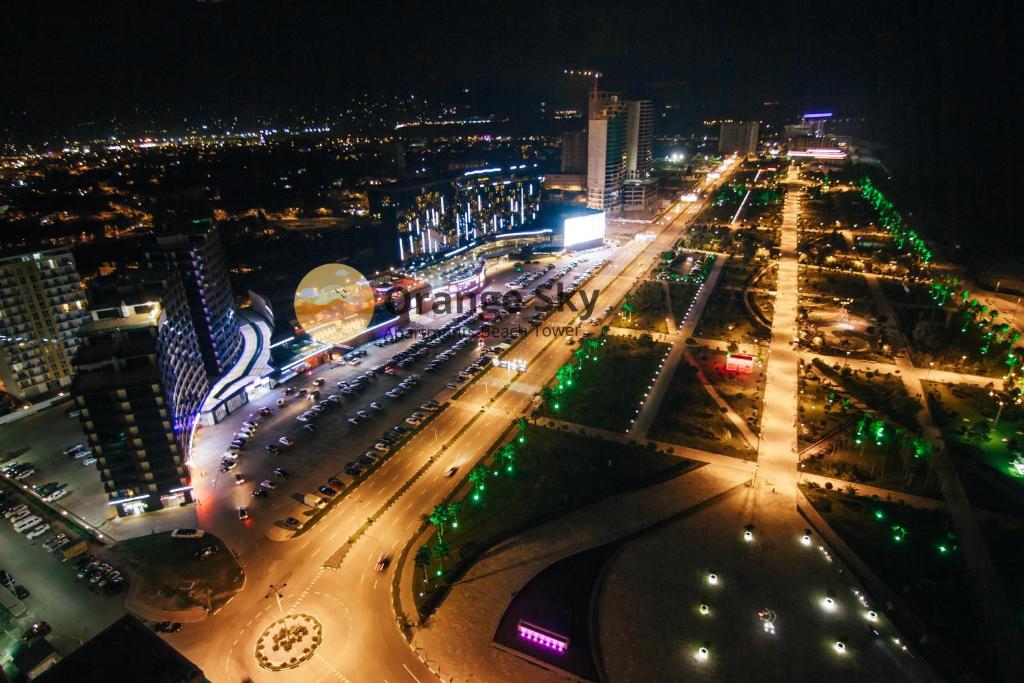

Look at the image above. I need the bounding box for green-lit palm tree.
[432,538,450,574]
[429,503,450,538]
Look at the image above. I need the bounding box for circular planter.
[255,614,323,671]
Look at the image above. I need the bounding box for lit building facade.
[0,248,89,400]
[147,219,242,377]
[623,99,658,209]
[586,92,628,211]
[368,166,542,262]
[72,270,208,516]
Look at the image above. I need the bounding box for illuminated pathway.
[757,164,802,485]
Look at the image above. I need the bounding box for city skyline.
[2,4,1022,682]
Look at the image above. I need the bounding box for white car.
[45,488,69,502]
[82,457,97,466]
[14,516,42,533]
[405,417,422,426]
[9,509,31,523]
[4,504,28,519]
[279,436,294,447]
[171,528,205,539]
[26,524,50,540]
[260,480,277,490]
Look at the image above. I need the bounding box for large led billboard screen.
[563,211,606,248]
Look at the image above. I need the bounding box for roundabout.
[255,613,323,671]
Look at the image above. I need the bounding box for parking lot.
[1,493,125,656]
[0,402,117,537]
[188,250,611,545]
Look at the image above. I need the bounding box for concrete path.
[756,166,802,485]
[630,256,728,438]
[411,464,751,683]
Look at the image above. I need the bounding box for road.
[169,165,738,681]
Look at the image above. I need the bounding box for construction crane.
[562,68,603,99]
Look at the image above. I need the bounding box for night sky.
[2,0,1021,261]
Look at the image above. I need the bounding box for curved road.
[170,167,735,682]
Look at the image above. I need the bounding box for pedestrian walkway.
[630,256,727,437]
[756,166,802,486]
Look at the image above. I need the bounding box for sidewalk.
[411,465,750,683]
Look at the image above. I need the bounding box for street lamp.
[265,582,287,616]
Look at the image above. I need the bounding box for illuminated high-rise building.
[368,165,542,263]
[623,100,658,208]
[72,269,208,516]
[147,219,241,377]
[0,248,89,400]
[586,92,629,211]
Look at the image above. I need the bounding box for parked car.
[26,524,50,539]
[154,622,182,634]
[171,528,205,539]
[22,622,51,642]
[193,545,220,561]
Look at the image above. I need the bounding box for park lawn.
[798,369,858,446]
[693,347,765,427]
[414,425,697,616]
[114,532,244,611]
[812,359,921,430]
[618,280,671,334]
[648,359,756,459]
[538,335,670,432]
[694,286,770,345]
[667,281,700,326]
[802,486,987,678]
[798,268,879,320]
[893,304,1012,378]
[924,381,1024,491]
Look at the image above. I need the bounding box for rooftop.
[35,615,205,683]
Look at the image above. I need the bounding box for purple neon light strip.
[517,624,568,653]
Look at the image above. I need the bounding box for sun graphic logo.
[293,264,376,345]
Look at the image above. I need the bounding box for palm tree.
[432,538,450,574]
[469,466,488,501]
[414,545,432,584]
[429,503,449,538]
[446,500,462,530]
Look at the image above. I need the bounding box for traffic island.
[254,613,323,671]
